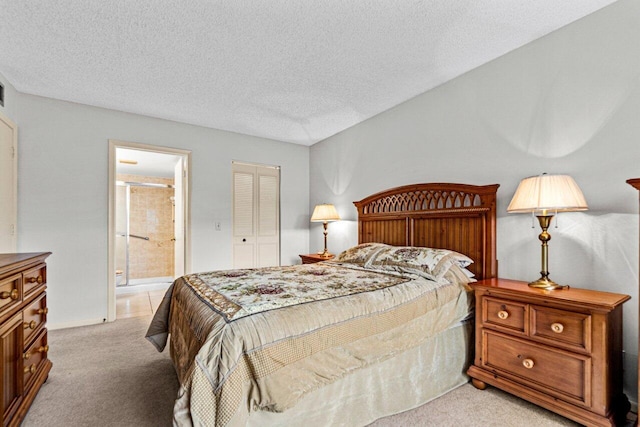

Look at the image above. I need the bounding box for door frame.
[107,139,192,322]
[0,111,17,252]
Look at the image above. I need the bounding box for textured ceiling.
[0,1,618,146]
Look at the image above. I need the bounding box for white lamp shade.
[311,204,340,222]
[507,174,588,214]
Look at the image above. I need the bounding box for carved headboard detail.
[354,183,499,280]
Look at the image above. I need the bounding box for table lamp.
[311,204,340,258]
[507,173,588,290]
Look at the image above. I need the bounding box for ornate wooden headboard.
[353,183,499,280]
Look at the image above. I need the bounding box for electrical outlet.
[215,221,221,231]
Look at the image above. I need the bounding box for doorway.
[107,140,191,321]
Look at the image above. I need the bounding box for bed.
[147,182,499,426]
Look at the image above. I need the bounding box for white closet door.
[0,112,17,253]
[257,168,280,267]
[233,164,256,268]
[232,162,280,268]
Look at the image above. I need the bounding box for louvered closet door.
[232,163,280,268]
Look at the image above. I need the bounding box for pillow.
[332,243,389,265]
[365,245,473,281]
[442,263,477,285]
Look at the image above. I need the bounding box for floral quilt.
[182,263,410,321]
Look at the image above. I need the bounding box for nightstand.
[299,253,334,264]
[467,278,630,426]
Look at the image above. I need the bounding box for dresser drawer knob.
[497,310,509,320]
[551,323,564,333]
[522,358,535,369]
[27,275,43,284]
[24,364,36,374]
[0,289,19,300]
[37,307,49,315]
[24,320,37,330]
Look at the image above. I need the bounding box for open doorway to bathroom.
[107,140,191,321]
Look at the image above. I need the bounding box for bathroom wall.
[117,174,175,281]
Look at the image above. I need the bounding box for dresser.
[0,252,51,426]
[467,278,629,426]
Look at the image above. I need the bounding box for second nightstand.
[467,278,630,427]
[299,253,334,264]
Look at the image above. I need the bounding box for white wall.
[5,91,309,329]
[310,0,640,402]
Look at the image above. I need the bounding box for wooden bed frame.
[354,183,499,279]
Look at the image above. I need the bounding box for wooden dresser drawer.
[482,331,590,406]
[531,305,591,353]
[482,297,527,334]
[23,329,48,390]
[23,264,46,298]
[23,293,47,345]
[0,273,22,317]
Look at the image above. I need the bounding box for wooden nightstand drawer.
[483,331,590,406]
[468,278,630,426]
[531,305,590,353]
[482,297,527,334]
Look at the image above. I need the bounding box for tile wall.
[118,174,175,280]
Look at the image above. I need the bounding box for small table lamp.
[311,203,340,258]
[507,174,588,290]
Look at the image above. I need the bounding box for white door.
[232,162,280,268]
[0,112,17,252]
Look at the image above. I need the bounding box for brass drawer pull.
[37,307,49,315]
[23,345,48,360]
[551,323,564,333]
[24,320,37,330]
[497,310,509,320]
[27,276,43,285]
[24,364,36,374]
[522,358,535,369]
[0,289,19,300]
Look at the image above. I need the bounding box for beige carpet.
[23,315,585,426]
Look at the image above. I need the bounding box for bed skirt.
[245,317,474,426]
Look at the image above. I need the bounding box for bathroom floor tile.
[116,293,153,319]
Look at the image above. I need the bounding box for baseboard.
[48,317,107,330]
